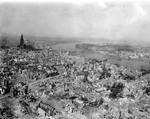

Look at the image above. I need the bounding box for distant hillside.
[75,43,135,53]
[100,44,135,52]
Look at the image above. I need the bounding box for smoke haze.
[0,1,150,45]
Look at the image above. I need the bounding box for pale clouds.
[0,0,150,43]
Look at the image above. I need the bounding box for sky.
[0,0,150,43]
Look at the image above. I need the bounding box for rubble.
[0,40,150,119]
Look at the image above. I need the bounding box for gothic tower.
[20,34,24,48]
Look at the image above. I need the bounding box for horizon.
[0,0,150,45]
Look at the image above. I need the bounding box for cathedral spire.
[20,34,24,48]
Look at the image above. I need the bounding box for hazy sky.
[0,0,150,43]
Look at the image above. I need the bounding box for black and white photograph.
[0,0,150,119]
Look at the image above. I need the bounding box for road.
[28,75,61,89]
[0,75,61,100]
[0,94,11,100]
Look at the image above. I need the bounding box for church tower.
[19,34,24,48]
